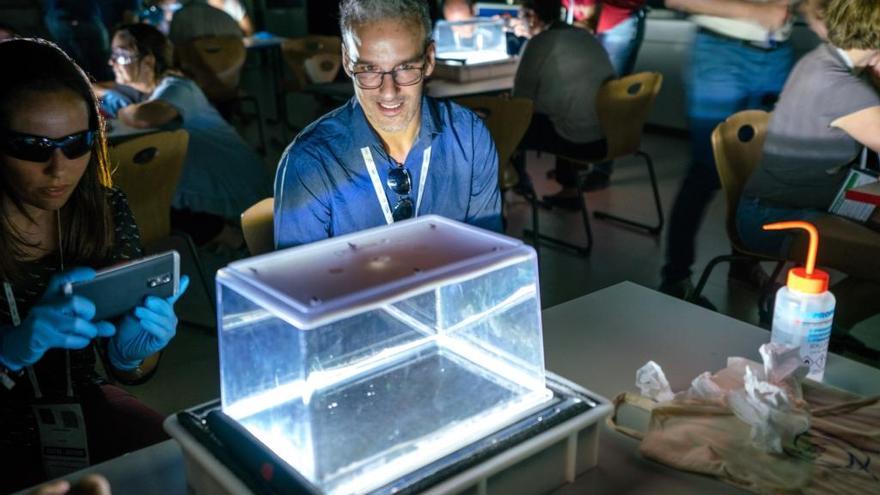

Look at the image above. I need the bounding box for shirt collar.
[833,46,855,70]
[350,94,444,156]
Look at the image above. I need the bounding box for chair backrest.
[455,96,534,190]
[281,36,343,91]
[176,36,246,103]
[241,197,275,256]
[596,71,663,159]
[108,130,189,245]
[711,110,770,245]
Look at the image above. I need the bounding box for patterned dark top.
[1,187,143,444]
[0,187,145,492]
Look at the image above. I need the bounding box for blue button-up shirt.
[274,96,501,249]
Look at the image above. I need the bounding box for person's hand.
[31,474,112,495]
[750,1,790,31]
[107,276,189,370]
[0,268,115,372]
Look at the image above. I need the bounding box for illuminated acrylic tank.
[434,18,510,65]
[215,216,551,494]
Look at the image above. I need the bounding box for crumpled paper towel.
[635,343,811,453]
[635,360,675,403]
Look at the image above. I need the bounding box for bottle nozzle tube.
[763,221,818,275]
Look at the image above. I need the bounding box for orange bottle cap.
[763,221,829,294]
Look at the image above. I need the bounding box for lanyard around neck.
[361,145,432,225]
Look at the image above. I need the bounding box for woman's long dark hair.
[0,38,114,283]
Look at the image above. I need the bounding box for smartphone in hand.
[63,251,180,321]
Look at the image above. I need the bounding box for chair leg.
[758,260,787,326]
[240,96,267,155]
[172,230,216,329]
[690,254,752,303]
[523,169,593,256]
[593,150,664,235]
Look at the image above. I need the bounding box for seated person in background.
[274,0,501,249]
[43,0,113,81]
[208,0,254,36]
[108,23,270,246]
[0,38,188,492]
[737,0,880,330]
[511,0,615,208]
[168,0,243,45]
[443,0,476,21]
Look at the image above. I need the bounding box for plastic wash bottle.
[763,221,835,382]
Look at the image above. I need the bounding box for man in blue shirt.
[273,0,501,249]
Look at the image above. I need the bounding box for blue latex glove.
[107,275,189,370]
[0,268,116,372]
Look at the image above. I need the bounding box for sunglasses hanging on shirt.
[387,166,414,221]
[0,129,95,163]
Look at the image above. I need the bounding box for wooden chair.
[281,36,343,92]
[176,35,267,153]
[108,130,215,327]
[528,72,664,256]
[241,197,275,256]
[690,110,786,316]
[280,36,344,131]
[455,96,535,228]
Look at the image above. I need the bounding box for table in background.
[106,119,160,144]
[19,282,880,495]
[427,75,514,99]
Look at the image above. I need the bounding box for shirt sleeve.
[273,144,334,249]
[149,77,193,121]
[466,114,503,232]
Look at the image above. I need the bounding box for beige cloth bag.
[609,382,880,494]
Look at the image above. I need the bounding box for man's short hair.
[339,0,433,53]
[826,0,880,50]
[519,0,561,25]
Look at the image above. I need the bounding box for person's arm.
[273,147,334,249]
[466,115,503,232]
[117,100,180,128]
[832,106,880,153]
[665,0,790,30]
[239,14,255,36]
[91,81,117,98]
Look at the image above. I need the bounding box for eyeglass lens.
[354,68,423,89]
[387,167,414,221]
[2,131,94,163]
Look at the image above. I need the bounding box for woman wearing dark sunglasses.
[0,39,188,492]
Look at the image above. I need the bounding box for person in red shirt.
[561,0,646,190]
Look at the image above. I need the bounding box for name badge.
[31,400,90,479]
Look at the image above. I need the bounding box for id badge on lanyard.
[4,281,91,478]
[31,398,90,478]
[362,146,432,224]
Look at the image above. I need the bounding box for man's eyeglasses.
[110,50,138,66]
[387,166,414,221]
[350,61,427,90]
[1,130,95,163]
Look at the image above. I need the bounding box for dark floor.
[125,65,880,416]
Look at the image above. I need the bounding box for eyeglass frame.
[343,41,435,90]
[109,48,140,66]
